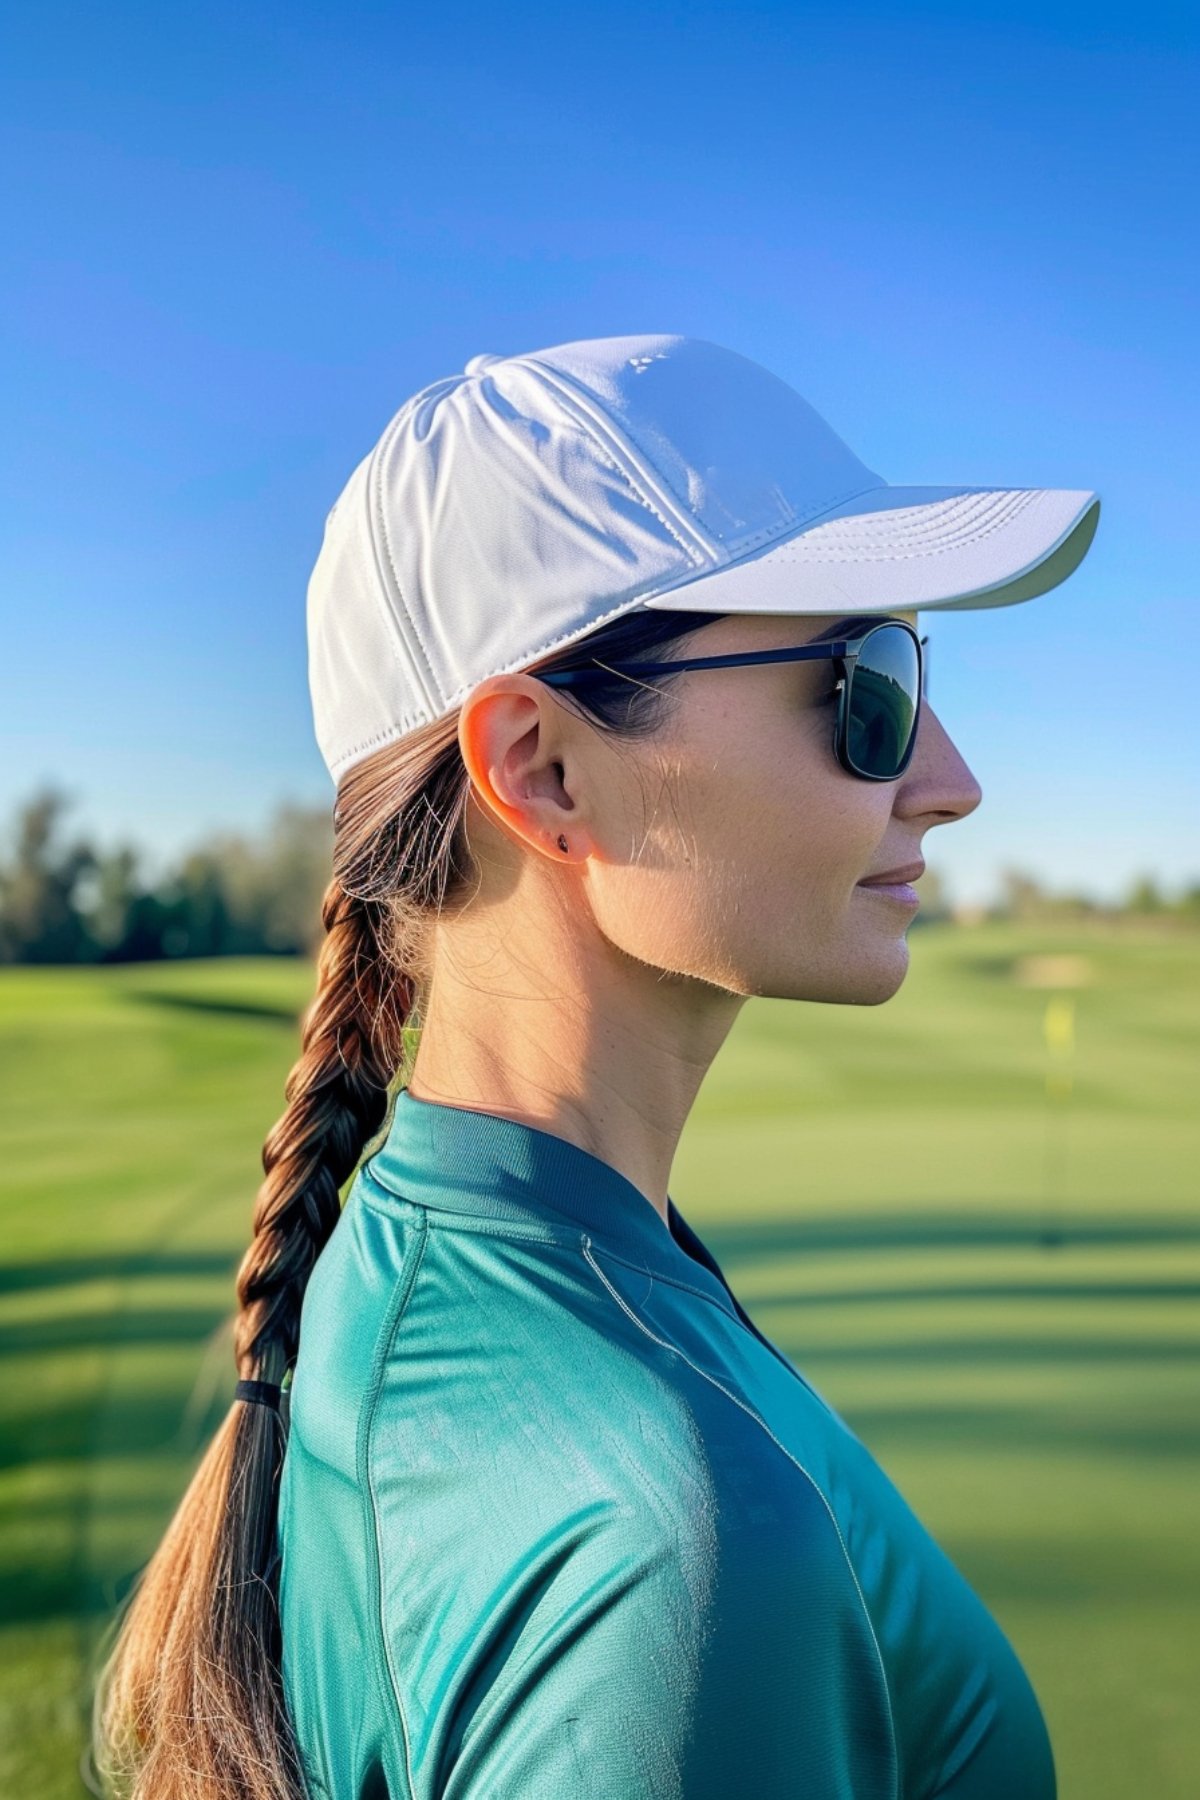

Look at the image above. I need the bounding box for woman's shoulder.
[288,1165,713,1498]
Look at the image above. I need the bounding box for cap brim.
[639,485,1100,616]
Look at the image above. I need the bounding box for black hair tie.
[236,1377,283,1411]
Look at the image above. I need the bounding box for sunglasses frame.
[534,618,927,783]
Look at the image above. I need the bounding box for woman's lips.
[855,880,921,907]
[855,862,924,908]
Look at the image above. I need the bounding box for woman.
[94,333,1100,1799]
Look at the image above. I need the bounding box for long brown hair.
[90,601,723,1799]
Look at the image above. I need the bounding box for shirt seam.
[358,1210,429,1800]
[581,1233,901,1798]
[583,1238,744,1320]
[359,1175,587,1251]
[595,1238,837,1409]
[361,1159,712,1274]
[360,1178,742,1310]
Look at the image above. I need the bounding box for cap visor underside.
[639,485,1101,616]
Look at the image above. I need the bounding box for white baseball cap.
[307,332,1100,783]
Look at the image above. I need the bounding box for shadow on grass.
[696,1212,1200,1264]
[741,1280,1200,1308]
[0,1251,238,1297]
[928,1536,1196,1606]
[0,1304,233,1359]
[3,1380,234,1627]
[831,1402,1199,1463]
[122,989,300,1024]
[0,1363,230,1473]
[768,1333,1200,1368]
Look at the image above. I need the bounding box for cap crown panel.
[535,334,882,554]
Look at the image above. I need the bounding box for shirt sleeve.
[397,1492,897,1799]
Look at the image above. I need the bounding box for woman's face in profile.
[585,607,983,1007]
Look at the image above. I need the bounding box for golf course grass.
[2,918,1197,1798]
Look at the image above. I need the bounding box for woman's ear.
[458,676,593,864]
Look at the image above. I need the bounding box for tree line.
[0,784,1195,965]
[0,786,332,964]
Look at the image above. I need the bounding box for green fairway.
[2,921,1197,1798]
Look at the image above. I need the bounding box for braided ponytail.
[90,709,464,1800]
[90,602,722,1798]
[236,876,411,1385]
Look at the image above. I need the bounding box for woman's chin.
[752,935,910,1006]
[826,932,912,1006]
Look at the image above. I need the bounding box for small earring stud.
[557,835,568,853]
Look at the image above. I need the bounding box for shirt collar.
[364,1086,742,1316]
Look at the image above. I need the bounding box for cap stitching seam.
[372,415,444,714]
[429,590,680,716]
[349,394,449,729]
[802,489,1033,546]
[333,355,728,775]
[699,481,888,559]
[815,491,1013,538]
[517,357,712,566]
[330,714,434,777]
[773,497,1049,564]
[635,486,1062,609]
[631,476,893,607]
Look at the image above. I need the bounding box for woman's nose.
[895,703,983,826]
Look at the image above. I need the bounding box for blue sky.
[2,0,1197,904]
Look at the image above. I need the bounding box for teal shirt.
[277,1089,1055,1799]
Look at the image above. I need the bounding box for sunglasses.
[535,618,927,782]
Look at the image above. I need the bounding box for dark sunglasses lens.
[846,626,921,778]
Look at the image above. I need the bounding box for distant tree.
[986,870,1200,926]
[252,803,334,956]
[0,786,98,963]
[1125,873,1165,914]
[157,846,238,957]
[76,842,175,962]
[1177,882,1200,922]
[996,868,1048,920]
[169,805,333,957]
